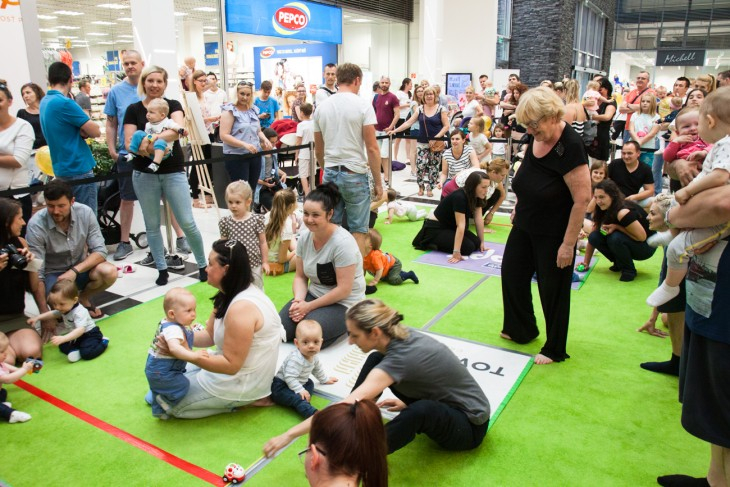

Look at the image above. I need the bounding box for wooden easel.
[180,93,220,219]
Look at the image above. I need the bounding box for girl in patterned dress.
[218,181,270,289]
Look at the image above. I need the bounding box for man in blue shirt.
[104,50,144,260]
[254,80,280,129]
[40,62,100,213]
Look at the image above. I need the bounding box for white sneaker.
[2,401,11,408]
[9,410,31,423]
[67,350,81,363]
[647,231,674,248]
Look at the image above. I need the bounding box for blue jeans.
[132,171,207,270]
[270,377,317,418]
[58,170,97,214]
[224,153,262,196]
[652,151,664,195]
[588,230,656,273]
[129,131,170,157]
[323,167,370,234]
[145,354,190,417]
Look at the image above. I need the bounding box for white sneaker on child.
[155,394,172,412]
[648,231,674,248]
[647,282,681,307]
[9,410,31,423]
[67,350,81,363]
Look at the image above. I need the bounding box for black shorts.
[395,118,410,136]
[657,251,686,313]
[679,324,730,448]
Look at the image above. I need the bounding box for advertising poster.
[253,43,337,91]
[205,42,220,67]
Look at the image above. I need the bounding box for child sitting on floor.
[270,320,337,418]
[145,288,208,419]
[383,188,427,224]
[647,88,730,307]
[363,228,419,295]
[127,98,182,172]
[27,280,108,363]
[0,332,35,423]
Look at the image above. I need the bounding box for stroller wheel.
[131,232,148,249]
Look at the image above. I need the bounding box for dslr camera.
[0,243,28,270]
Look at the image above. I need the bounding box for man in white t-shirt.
[203,72,228,140]
[313,63,382,256]
[314,63,337,108]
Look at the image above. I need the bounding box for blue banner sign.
[226,0,342,44]
[205,42,220,67]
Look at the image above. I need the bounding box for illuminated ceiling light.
[193,7,217,12]
[37,14,57,20]
[57,26,81,30]
[54,10,84,16]
[117,17,133,21]
[97,3,128,9]
[87,32,109,36]
[92,20,117,25]
[39,28,58,32]
[174,12,188,16]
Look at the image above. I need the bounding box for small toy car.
[222,463,245,484]
[24,357,43,374]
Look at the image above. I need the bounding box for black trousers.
[58,326,106,360]
[188,144,212,198]
[412,219,482,256]
[353,353,488,454]
[501,226,574,361]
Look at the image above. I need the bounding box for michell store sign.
[656,49,706,67]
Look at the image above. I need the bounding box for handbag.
[422,106,446,153]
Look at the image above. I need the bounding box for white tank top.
[197,286,284,401]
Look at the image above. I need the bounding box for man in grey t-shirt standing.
[313,63,382,256]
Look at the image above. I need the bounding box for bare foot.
[251,396,275,407]
[534,353,554,365]
[500,332,512,340]
[484,228,494,234]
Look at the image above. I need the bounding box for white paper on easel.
[183,92,212,145]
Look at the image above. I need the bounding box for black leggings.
[353,353,488,453]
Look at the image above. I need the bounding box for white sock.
[647,281,681,307]
[2,401,11,408]
[9,410,31,423]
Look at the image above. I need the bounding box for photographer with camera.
[26,180,117,327]
[0,198,49,365]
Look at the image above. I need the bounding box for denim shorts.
[116,155,137,201]
[323,167,370,234]
[375,131,391,158]
[44,270,91,293]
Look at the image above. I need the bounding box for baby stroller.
[97,175,148,249]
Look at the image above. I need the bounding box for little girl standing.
[219,181,270,289]
[491,123,509,160]
[628,93,661,167]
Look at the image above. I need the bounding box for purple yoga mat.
[415,242,598,290]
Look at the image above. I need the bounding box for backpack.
[580,107,597,146]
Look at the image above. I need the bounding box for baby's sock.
[640,353,680,376]
[400,271,419,284]
[648,230,674,248]
[646,282,680,307]
[156,270,169,286]
[365,285,377,295]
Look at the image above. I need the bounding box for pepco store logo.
[272,2,310,36]
[261,46,276,58]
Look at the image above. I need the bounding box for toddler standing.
[127,98,181,172]
[0,332,34,423]
[294,102,315,196]
[491,123,509,159]
[27,280,108,363]
[219,181,270,289]
[363,228,419,294]
[271,320,337,418]
[467,117,492,162]
[145,288,208,419]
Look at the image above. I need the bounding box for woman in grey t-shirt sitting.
[279,182,365,348]
[265,299,490,456]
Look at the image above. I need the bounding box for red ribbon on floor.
[16,380,224,486]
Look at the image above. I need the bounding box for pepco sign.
[272,2,310,36]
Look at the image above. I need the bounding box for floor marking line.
[15,380,223,486]
[422,276,489,330]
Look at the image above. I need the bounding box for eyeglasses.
[195,78,207,83]
[520,115,545,130]
[298,444,327,465]
[237,81,253,87]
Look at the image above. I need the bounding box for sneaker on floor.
[101,336,110,347]
[144,390,154,406]
[165,254,186,270]
[620,270,637,282]
[113,241,134,261]
[176,237,191,255]
[9,410,31,423]
[137,252,156,267]
[67,350,81,363]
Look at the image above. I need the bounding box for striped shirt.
[443,145,475,179]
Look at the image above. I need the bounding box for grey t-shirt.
[376,330,490,425]
[297,226,365,308]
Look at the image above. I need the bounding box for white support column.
[418,0,444,83]
[1,0,44,102]
[180,21,206,75]
[130,0,180,100]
